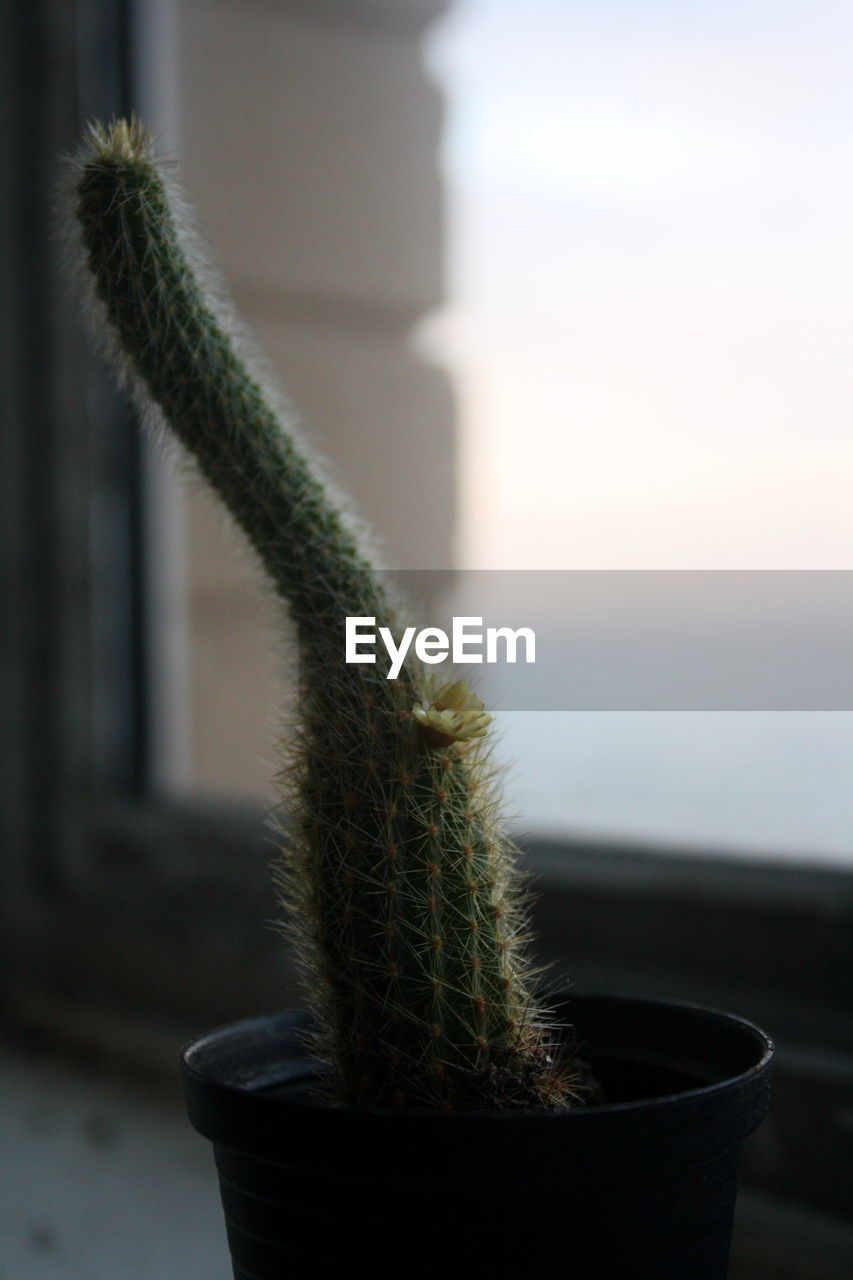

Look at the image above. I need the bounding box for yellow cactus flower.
[412,678,491,748]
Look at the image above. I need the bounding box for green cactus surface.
[72,118,578,1111]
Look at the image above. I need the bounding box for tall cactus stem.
[71,116,579,1110]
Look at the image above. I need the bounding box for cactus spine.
[73,118,576,1110]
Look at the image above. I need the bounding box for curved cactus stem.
[72,117,578,1110]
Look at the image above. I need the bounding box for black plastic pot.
[181,993,773,1280]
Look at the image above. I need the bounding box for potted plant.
[69,118,772,1279]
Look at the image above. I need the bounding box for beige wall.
[147,0,455,800]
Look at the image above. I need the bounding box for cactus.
[71,118,579,1111]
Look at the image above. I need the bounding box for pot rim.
[181,990,774,1122]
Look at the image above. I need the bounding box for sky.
[421,0,853,569]
[417,1,853,861]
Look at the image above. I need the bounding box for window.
[422,0,853,865]
[2,3,850,1277]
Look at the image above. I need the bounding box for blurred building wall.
[144,0,455,798]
